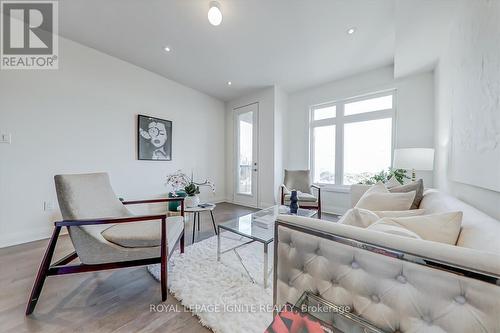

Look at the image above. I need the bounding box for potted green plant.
[358,168,410,186]
[166,170,215,208]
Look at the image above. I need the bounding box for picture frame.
[137,114,172,161]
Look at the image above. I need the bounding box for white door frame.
[233,102,259,207]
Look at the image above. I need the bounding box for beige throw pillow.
[367,222,422,239]
[338,208,379,228]
[371,212,463,245]
[355,190,416,211]
[373,209,426,218]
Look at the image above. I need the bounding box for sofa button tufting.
[422,315,432,325]
[454,295,466,305]
[371,295,380,303]
[396,275,407,284]
[351,261,360,269]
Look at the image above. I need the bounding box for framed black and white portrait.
[137,115,172,161]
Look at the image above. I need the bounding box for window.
[310,91,395,186]
[312,125,335,183]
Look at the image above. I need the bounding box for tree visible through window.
[310,91,394,185]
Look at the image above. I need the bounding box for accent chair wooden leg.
[280,186,285,205]
[317,189,322,219]
[192,212,196,244]
[180,231,185,254]
[26,226,61,315]
[160,217,168,302]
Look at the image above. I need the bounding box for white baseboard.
[0,226,68,249]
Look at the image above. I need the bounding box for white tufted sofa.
[274,189,500,332]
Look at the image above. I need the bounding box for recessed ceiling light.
[227,81,232,86]
[208,1,223,26]
[164,46,171,52]
[347,27,356,35]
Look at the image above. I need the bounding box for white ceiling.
[59,0,395,101]
[394,0,459,78]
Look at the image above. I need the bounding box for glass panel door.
[234,103,259,207]
[237,111,253,194]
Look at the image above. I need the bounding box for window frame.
[309,89,397,189]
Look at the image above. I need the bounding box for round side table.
[181,204,217,243]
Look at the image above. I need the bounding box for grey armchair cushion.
[283,170,312,194]
[102,216,184,249]
[54,172,131,220]
[389,179,424,209]
[284,192,317,203]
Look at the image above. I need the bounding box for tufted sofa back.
[275,215,500,332]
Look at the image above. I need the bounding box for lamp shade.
[393,148,434,171]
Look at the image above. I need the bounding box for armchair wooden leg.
[160,218,168,302]
[26,226,61,315]
[180,231,185,254]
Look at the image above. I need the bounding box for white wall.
[434,0,500,220]
[285,66,435,214]
[0,37,226,248]
[274,86,287,203]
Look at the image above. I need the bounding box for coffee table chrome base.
[217,227,273,288]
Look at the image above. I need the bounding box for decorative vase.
[184,194,200,208]
[289,190,299,214]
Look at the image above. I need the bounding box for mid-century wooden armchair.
[26,172,185,315]
[280,169,322,219]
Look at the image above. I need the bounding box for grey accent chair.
[280,169,322,219]
[26,172,185,315]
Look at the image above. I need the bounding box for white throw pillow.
[373,209,426,218]
[366,181,389,194]
[355,191,416,211]
[338,208,379,228]
[385,177,402,189]
[367,221,422,239]
[371,212,463,245]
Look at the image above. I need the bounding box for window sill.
[314,184,351,193]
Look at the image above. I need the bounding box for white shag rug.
[147,235,274,333]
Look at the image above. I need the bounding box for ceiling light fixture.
[227,81,232,86]
[208,1,223,26]
[347,27,356,35]
[164,46,171,52]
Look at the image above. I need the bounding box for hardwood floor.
[0,203,337,333]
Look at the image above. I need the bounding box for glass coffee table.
[217,205,317,288]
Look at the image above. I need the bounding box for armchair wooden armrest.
[122,197,185,216]
[54,214,168,227]
[280,184,289,205]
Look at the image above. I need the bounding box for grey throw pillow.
[389,179,424,209]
